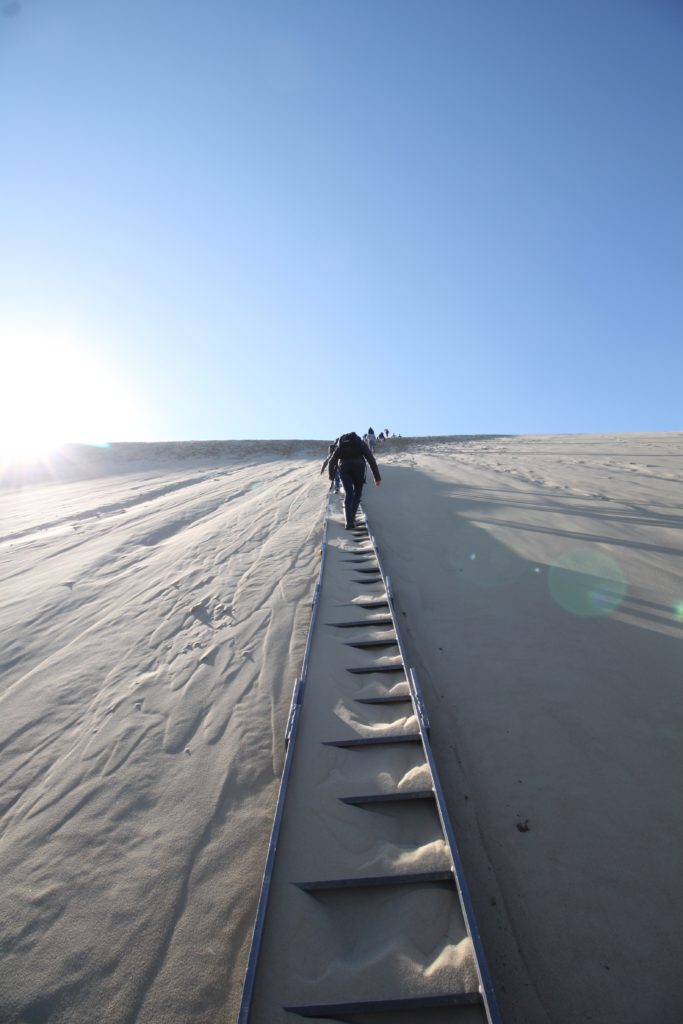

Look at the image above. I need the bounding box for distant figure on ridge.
[327,431,381,530]
[367,427,376,452]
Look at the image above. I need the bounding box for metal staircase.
[238,496,501,1023]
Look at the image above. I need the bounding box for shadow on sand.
[366,463,683,1024]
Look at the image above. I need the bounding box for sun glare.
[1,324,140,464]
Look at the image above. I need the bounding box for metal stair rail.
[238,493,501,1023]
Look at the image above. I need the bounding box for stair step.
[283,992,483,1018]
[293,869,453,892]
[340,789,434,806]
[323,733,422,748]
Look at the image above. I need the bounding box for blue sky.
[1,0,681,444]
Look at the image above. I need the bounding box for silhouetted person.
[327,431,381,529]
[320,442,341,492]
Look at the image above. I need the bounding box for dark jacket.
[328,439,381,483]
[320,443,336,476]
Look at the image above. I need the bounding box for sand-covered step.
[324,701,418,739]
[339,789,434,806]
[351,597,390,609]
[324,734,422,748]
[283,991,484,1021]
[338,635,401,657]
[263,886,481,1018]
[355,693,412,704]
[347,663,405,675]
[277,785,452,901]
[327,616,394,628]
[321,745,431,800]
[345,637,399,650]
[353,680,410,699]
[293,869,454,891]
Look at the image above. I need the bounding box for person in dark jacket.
[328,432,381,529]
[320,443,341,493]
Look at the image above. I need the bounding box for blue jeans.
[338,459,366,526]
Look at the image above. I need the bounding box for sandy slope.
[1,433,682,1024]
[367,432,683,1024]
[0,443,327,1024]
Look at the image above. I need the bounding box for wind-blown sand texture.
[1,433,682,1023]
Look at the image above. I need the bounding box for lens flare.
[455,544,524,589]
[674,602,683,623]
[548,548,627,618]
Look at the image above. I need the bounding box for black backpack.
[336,432,364,459]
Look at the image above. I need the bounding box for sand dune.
[1,433,682,1023]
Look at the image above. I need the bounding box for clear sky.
[1,0,681,449]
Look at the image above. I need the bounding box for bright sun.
[1,324,141,464]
